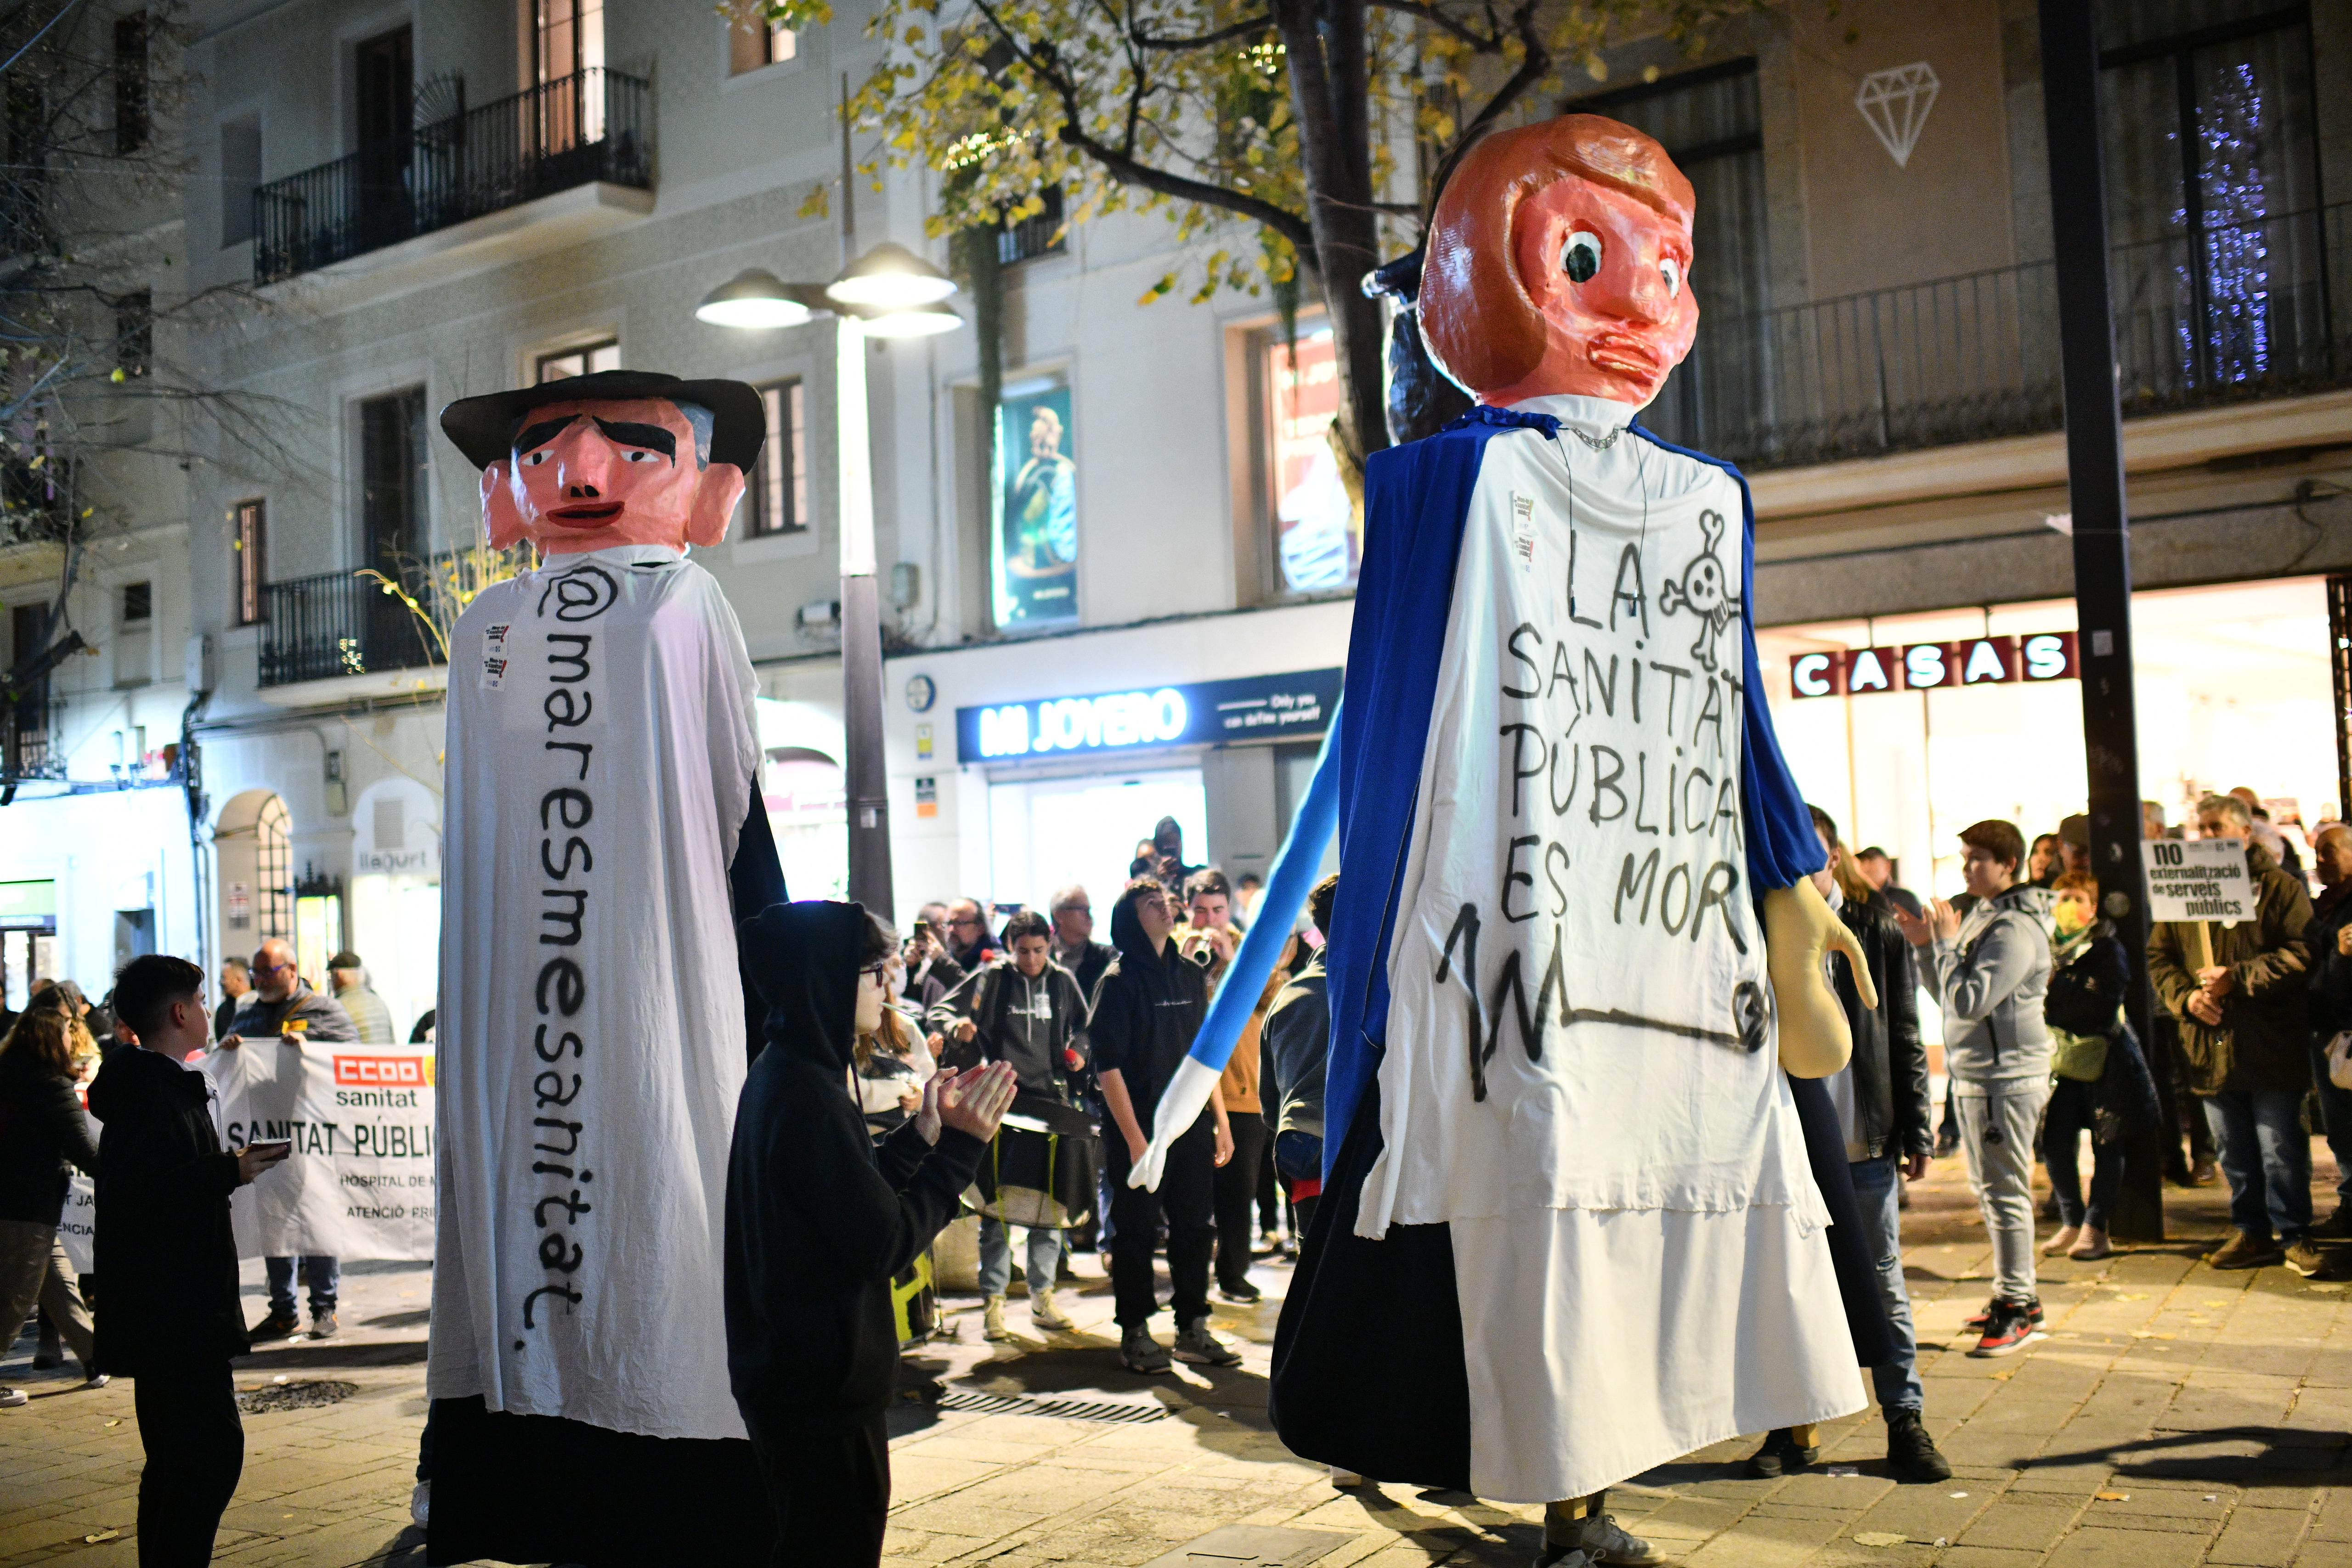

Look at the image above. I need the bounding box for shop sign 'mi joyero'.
[1787,632,2079,699]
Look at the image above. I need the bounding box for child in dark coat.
[725,902,1014,1566]
[94,955,290,1566]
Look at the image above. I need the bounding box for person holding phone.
[94,954,292,1567]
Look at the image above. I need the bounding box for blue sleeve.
[1322,417,1511,1178]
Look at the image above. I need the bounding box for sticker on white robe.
[481,622,511,690]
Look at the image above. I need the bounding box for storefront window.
[1265,325,1357,592]
[1759,577,2335,898]
[991,375,1079,627]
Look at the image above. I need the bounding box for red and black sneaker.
[1964,1297,2045,1333]
[1968,1297,2042,1358]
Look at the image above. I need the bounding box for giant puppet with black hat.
[423,371,789,1563]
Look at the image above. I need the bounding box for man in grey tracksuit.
[1899,819,2054,1355]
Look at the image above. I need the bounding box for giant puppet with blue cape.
[1130,117,1892,1524]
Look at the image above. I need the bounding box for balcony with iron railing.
[253,67,651,285]
[256,552,513,689]
[1644,202,2352,472]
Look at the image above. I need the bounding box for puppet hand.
[939,1061,1018,1143]
[1764,880,1867,1078]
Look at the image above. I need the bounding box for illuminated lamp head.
[1419,114,1699,409]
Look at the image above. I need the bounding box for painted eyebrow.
[513,417,579,455]
[592,417,676,460]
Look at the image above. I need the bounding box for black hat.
[438,370,766,473]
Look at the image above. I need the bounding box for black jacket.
[0,1054,100,1225]
[725,901,984,1420]
[90,1046,249,1374]
[1052,938,1116,1002]
[2308,885,2352,1039]
[1085,896,1209,1124]
[224,979,358,1044]
[1834,894,1929,1161]
[926,961,1089,1097]
[2047,922,2163,1144]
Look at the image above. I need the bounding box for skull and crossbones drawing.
[1657,508,1741,672]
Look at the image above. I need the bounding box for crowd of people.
[862,816,1329,1374]
[15,790,2352,1560]
[0,938,414,1564]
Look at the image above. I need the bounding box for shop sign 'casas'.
[1788,632,2078,699]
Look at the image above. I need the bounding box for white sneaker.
[983,1296,1011,1342]
[1030,1288,1075,1331]
[410,1480,430,1527]
[0,1388,26,1408]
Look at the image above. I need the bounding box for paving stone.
[1956,1499,2083,1550]
[2208,1505,2313,1565]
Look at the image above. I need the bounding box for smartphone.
[246,1139,294,1161]
[911,919,932,941]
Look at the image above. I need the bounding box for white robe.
[1366,395,1862,1502]
[429,543,759,1441]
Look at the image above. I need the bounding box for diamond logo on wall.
[1854,62,1940,168]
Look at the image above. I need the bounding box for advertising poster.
[1267,328,1359,592]
[993,379,1079,626]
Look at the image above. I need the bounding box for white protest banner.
[2142,838,2254,924]
[201,1038,436,1261]
[60,1169,95,1275]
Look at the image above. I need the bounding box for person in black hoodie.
[726,902,1014,1567]
[1089,877,1238,1375]
[94,954,290,1567]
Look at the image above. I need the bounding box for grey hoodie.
[1927,882,2055,1089]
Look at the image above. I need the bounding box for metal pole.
[837,310,895,921]
[2039,0,2161,1241]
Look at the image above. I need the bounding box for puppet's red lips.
[1590,334,1663,375]
[548,503,624,525]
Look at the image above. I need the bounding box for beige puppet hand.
[1763,879,1877,1078]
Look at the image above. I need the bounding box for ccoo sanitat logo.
[334,1055,434,1089]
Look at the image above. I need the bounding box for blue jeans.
[1848,1155,1922,1417]
[2313,1040,2352,1211]
[2201,1091,2312,1243]
[265,1255,338,1316]
[977,1218,1062,1300]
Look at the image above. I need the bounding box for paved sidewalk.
[3,1152,2347,1566]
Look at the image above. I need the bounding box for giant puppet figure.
[1263,116,1886,1561]
[426,371,787,1564]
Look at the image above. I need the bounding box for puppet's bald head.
[1420,115,1699,409]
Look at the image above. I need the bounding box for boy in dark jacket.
[726,902,1013,1567]
[1089,878,1238,1375]
[95,954,289,1567]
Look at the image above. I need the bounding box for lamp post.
[695,246,962,921]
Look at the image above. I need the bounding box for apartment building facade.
[4,0,2346,1023]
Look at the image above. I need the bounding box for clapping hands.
[916,1060,1018,1146]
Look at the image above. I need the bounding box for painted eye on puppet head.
[1660,257,1684,299]
[1562,230,1603,284]
[524,450,550,467]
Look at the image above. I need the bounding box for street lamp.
[695,243,965,921]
